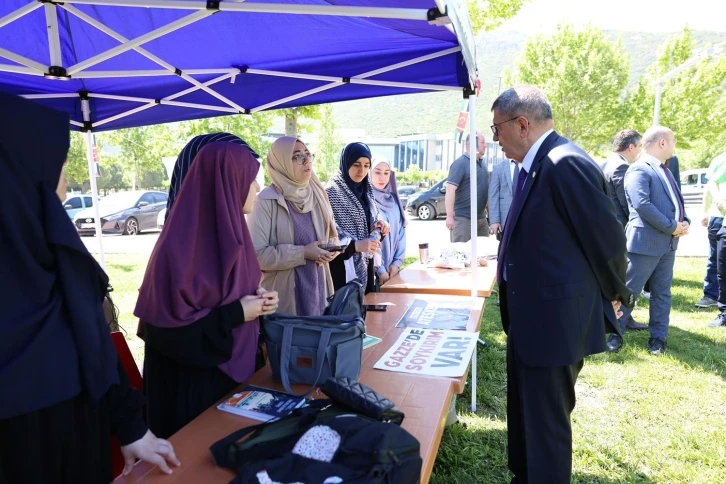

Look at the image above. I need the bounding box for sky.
[498,0,726,34]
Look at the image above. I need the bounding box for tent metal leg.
[81,98,105,269]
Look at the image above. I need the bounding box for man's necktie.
[498,166,528,285]
[661,164,684,222]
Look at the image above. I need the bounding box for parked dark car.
[406,179,447,220]
[397,185,418,208]
[74,190,168,236]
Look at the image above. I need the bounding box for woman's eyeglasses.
[292,153,315,165]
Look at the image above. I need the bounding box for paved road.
[83,210,710,259]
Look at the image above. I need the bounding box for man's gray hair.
[642,126,673,148]
[491,85,553,123]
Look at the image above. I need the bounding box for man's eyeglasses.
[490,116,520,136]
[292,153,315,165]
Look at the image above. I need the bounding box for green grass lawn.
[103,254,726,483]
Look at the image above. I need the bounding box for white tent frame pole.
[67,10,212,75]
[0,1,41,30]
[70,120,84,128]
[0,64,42,75]
[93,103,156,128]
[468,96,478,413]
[61,0,429,21]
[73,68,238,78]
[81,98,105,270]
[357,46,460,78]
[44,4,63,67]
[62,4,247,113]
[21,93,81,99]
[0,47,46,73]
[349,78,459,91]
[250,81,344,113]
[164,72,238,101]
[0,1,42,28]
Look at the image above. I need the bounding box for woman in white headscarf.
[370,157,408,285]
[248,137,339,316]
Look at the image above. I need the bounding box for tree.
[65,132,90,188]
[506,24,630,154]
[102,125,177,191]
[280,105,322,137]
[97,158,126,195]
[179,112,274,158]
[468,0,529,34]
[625,28,726,149]
[315,105,344,182]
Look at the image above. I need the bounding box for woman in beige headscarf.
[248,137,340,316]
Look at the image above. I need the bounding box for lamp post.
[653,41,725,125]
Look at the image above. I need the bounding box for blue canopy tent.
[1,0,483,408]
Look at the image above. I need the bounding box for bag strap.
[209,423,264,468]
[280,325,333,397]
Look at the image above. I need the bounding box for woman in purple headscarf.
[135,142,279,439]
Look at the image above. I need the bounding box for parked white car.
[62,194,95,220]
[680,169,709,205]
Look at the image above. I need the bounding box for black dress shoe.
[647,337,666,355]
[626,317,648,331]
[606,334,623,353]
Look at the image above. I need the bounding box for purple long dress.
[287,202,327,316]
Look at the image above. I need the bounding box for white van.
[680,169,709,205]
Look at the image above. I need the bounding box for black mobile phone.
[320,244,346,252]
[364,304,388,312]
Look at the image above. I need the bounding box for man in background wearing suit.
[488,159,516,240]
[600,129,649,331]
[492,85,632,484]
[607,126,689,355]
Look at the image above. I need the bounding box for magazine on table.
[217,385,306,422]
[395,298,473,331]
[363,334,382,349]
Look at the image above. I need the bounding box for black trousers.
[716,226,726,311]
[506,332,583,484]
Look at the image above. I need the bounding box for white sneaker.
[641,291,651,300]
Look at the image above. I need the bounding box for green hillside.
[332,29,726,137]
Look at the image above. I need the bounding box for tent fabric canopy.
[0,0,476,132]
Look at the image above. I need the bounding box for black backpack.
[210,399,422,484]
[324,279,366,320]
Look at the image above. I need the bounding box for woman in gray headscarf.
[370,157,408,284]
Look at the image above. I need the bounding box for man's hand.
[445,215,454,231]
[611,300,623,319]
[717,200,726,212]
[674,221,690,237]
[490,223,501,235]
[702,216,709,227]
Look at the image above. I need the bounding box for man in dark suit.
[600,129,649,331]
[607,126,689,355]
[492,85,632,483]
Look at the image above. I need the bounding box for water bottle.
[370,227,382,267]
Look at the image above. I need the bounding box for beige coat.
[248,185,335,315]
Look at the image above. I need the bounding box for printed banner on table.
[373,328,478,377]
[395,298,473,331]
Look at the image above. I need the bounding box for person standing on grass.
[694,152,726,310]
[600,129,649,332]
[445,131,490,242]
[607,126,689,355]
[492,85,631,484]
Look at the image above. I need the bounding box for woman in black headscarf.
[0,92,180,481]
[325,142,390,293]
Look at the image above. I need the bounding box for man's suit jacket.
[499,131,632,367]
[488,160,514,228]
[600,154,630,227]
[623,156,689,257]
[667,155,681,191]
